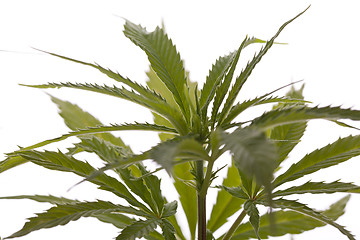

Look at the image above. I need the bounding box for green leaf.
[5,200,149,239]
[222,127,277,189]
[95,213,135,229]
[123,20,190,122]
[257,198,355,240]
[244,200,261,240]
[232,195,351,239]
[17,150,149,211]
[116,218,159,240]
[219,186,249,200]
[217,7,310,126]
[162,201,178,218]
[273,181,360,197]
[24,82,188,135]
[10,122,176,153]
[207,163,245,232]
[0,194,79,205]
[50,95,128,147]
[251,106,360,130]
[149,137,210,174]
[274,134,360,188]
[160,219,177,240]
[0,156,28,173]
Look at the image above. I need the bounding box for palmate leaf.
[50,96,127,148]
[5,200,149,239]
[24,82,188,134]
[222,127,277,190]
[251,105,360,130]
[274,134,360,188]
[217,6,310,126]
[207,163,245,232]
[16,149,150,211]
[116,218,159,240]
[232,195,350,239]
[123,20,190,123]
[257,198,355,240]
[273,180,360,197]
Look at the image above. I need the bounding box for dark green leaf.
[162,201,177,218]
[116,218,159,240]
[160,219,177,240]
[244,200,261,239]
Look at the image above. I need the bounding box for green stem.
[222,209,247,240]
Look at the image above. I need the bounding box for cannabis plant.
[2,6,360,240]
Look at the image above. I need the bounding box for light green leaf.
[232,195,351,239]
[244,200,261,240]
[219,186,249,200]
[274,134,360,188]
[116,218,159,240]
[274,181,360,197]
[9,122,177,153]
[50,95,127,147]
[0,195,78,205]
[257,198,355,240]
[217,7,310,126]
[123,20,190,122]
[95,213,135,229]
[207,163,245,232]
[0,156,28,173]
[5,201,149,239]
[222,127,277,189]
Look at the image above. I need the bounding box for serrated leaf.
[16,150,149,211]
[219,186,249,200]
[162,201,177,218]
[232,195,351,239]
[207,163,245,232]
[50,95,127,147]
[222,127,277,190]
[24,82,188,135]
[123,20,190,123]
[9,122,176,153]
[274,181,360,197]
[6,200,148,239]
[251,105,360,130]
[0,155,28,173]
[160,219,177,240]
[217,7,309,126]
[116,218,159,240]
[257,198,355,240]
[274,134,360,188]
[0,195,79,205]
[244,200,261,239]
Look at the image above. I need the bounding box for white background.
[1,0,360,239]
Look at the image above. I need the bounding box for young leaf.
[232,195,351,239]
[244,200,261,240]
[116,218,159,240]
[5,201,150,239]
[160,219,177,240]
[123,20,190,122]
[222,127,277,189]
[0,194,79,205]
[274,134,360,188]
[207,163,245,232]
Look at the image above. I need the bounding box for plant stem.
[196,160,207,240]
[221,209,247,240]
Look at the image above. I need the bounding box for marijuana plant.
[1,6,360,240]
